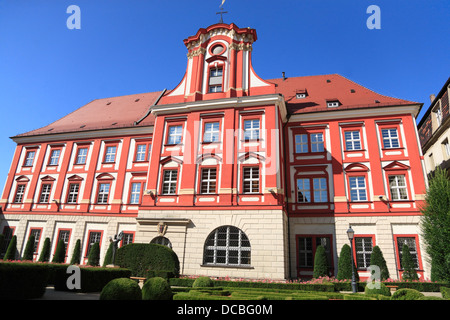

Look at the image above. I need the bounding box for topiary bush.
[313,245,329,278]
[391,288,424,300]
[193,276,214,288]
[440,286,450,299]
[142,277,173,300]
[100,278,142,300]
[38,238,51,262]
[115,243,180,278]
[364,281,391,297]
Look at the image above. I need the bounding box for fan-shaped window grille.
[151,236,172,249]
[203,226,251,267]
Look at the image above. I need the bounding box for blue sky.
[0,0,449,188]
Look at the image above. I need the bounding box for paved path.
[33,286,100,300]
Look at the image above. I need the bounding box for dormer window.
[208,67,223,93]
[296,89,308,99]
[327,100,340,108]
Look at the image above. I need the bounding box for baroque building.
[0,23,429,280]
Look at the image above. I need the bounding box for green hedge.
[53,265,131,293]
[0,262,50,299]
[115,243,180,278]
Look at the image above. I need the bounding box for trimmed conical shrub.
[313,245,329,278]
[193,276,214,288]
[22,235,35,261]
[3,235,18,261]
[337,244,359,281]
[87,242,100,266]
[52,239,66,263]
[103,242,114,267]
[70,239,81,265]
[38,238,51,262]
[401,244,419,280]
[369,246,390,280]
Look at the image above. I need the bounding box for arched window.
[203,226,251,267]
[151,236,172,249]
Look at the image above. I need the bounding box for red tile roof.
[14,74,420,139]
[14,91,164,138]
[267,74,419,115]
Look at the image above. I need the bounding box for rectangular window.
[167,125,183,145]
[76,148,88,164]
[203,122,220,143]
[349,176,367,201]
[200,168,217,194]
[208,68,223,93]
[298,237,313,268]
[442,139,450,158]
[104,146,117,163]
[355,237,373,269]
[86,231,101,257]
[313,178,328,202]
[130,182,141,204]
[297,179,310,203]
[97,183,110,204]
[14,184,26,203]
[24,151,35,166]
[49,149,61,166]
[297,177,328,203]
[30,229,42,254]
[381,128,400,149]
[344,131,362,151]
[121,232,134,246]
[57,230,71,261]
[162,170,178,195]
[295,134,308,153]
[135,144,147,162]
[243,119,260,141]
[397,237,419,269]
[298,236,332,269]
[310,133,324,152]
[243,167,259,193]
[39,184,52,203]
[67,183,80,204]
[389,175,408,200]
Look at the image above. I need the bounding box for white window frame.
[39,183,52,203]
[76,148,88,164]
[349,176,367,201]
[381,128,400,149]
[104,146,117,163]
[14,184,26,203]
[310,133,324,152]
[200,168,217,194]
[242,167,259,194]
[344,131,362,151]
[49,149,61,166]
[203,122,220,143]
[130,182,141,204]
[24,151,35,166]
[389,175,408,201]
[295,134,308,153]
[243,119,260,141]
[162,170,178,195]
[167,125,183,145]
[67,183,80,204]
[97,183,110,204]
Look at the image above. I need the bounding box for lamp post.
[347,225,358,293]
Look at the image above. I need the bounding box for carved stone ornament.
[157,222,167,236]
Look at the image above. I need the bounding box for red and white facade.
[0,23,429,280]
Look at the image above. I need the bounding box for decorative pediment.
[345,163,369,172]
[383,161,410,171]
[96,173,115,180]
[160,156,183,166]
[15,175,30,182]
[238,152,265,162]
[67,174,84,181]
[196,153,222,164]
[40,175,56,181]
